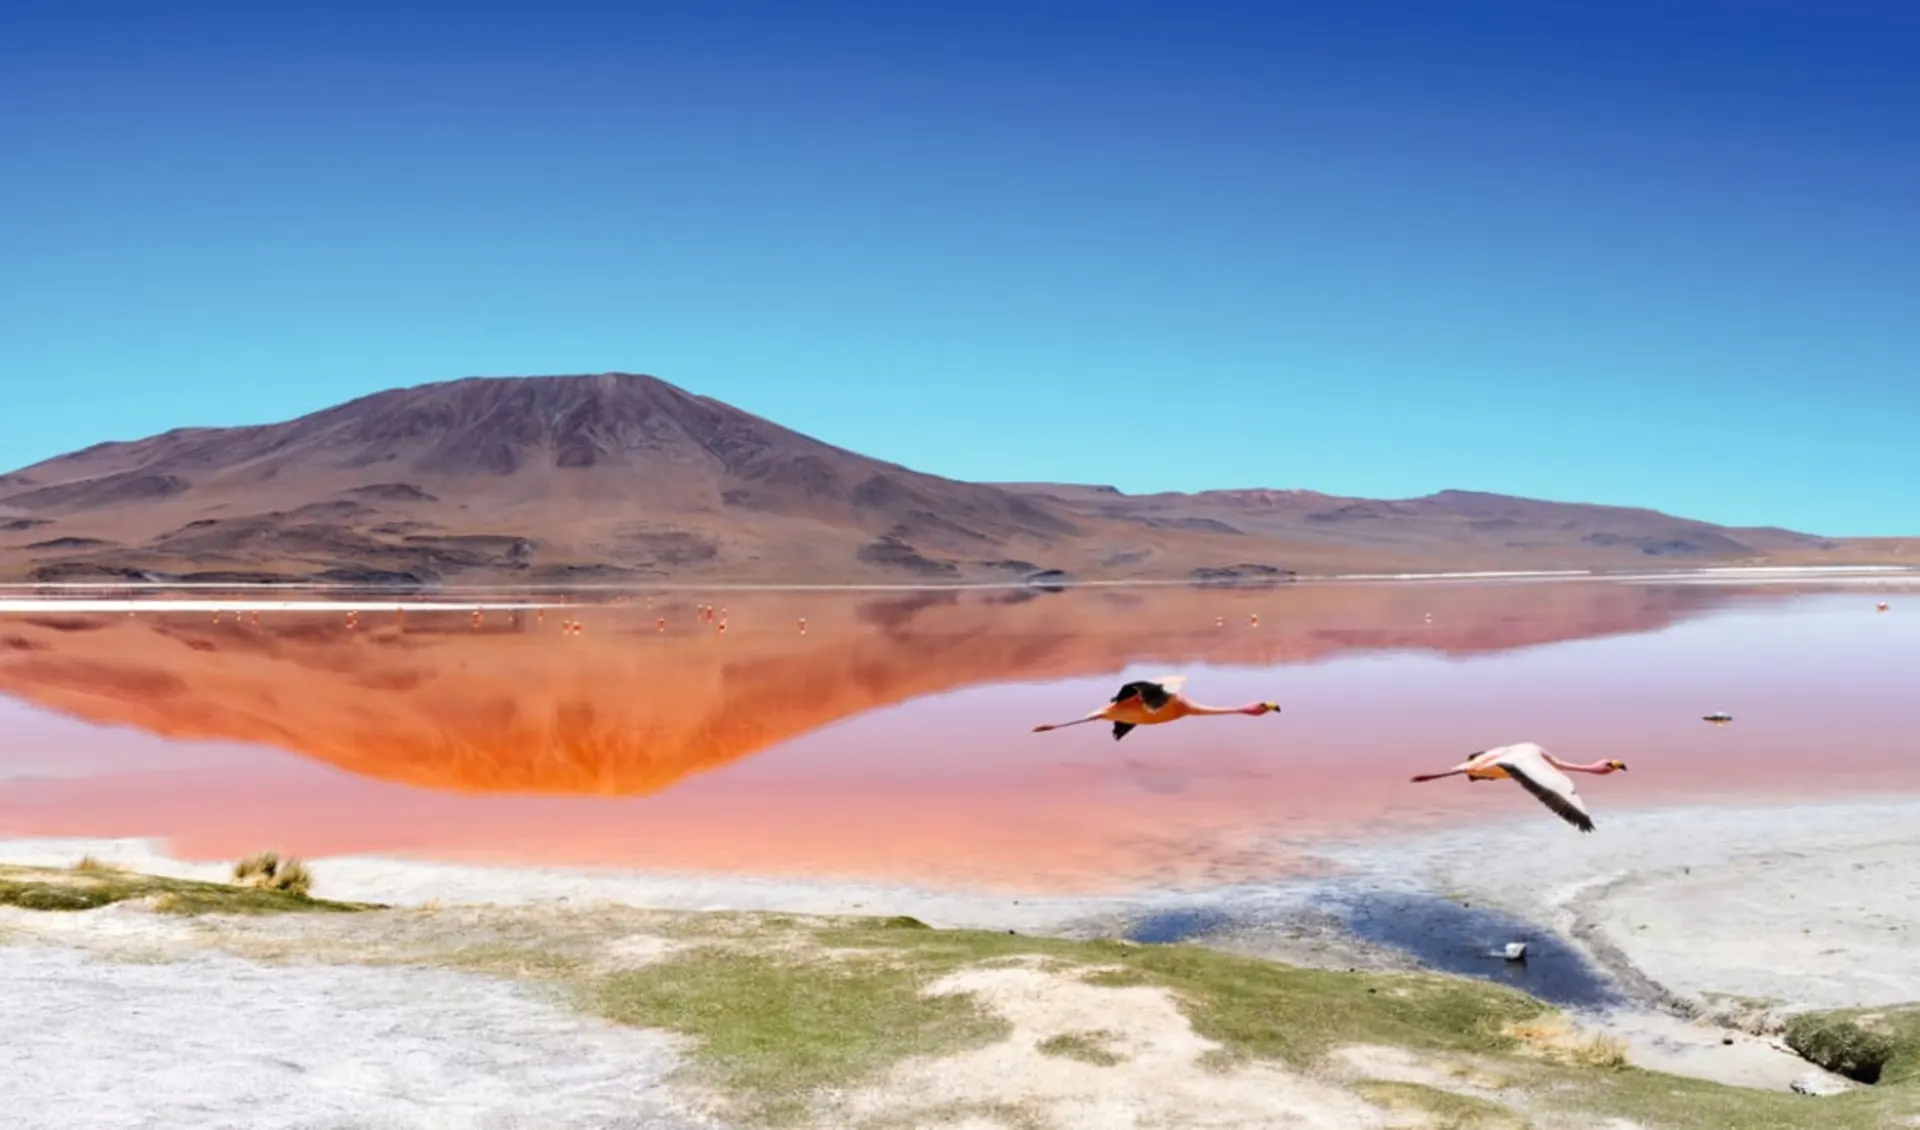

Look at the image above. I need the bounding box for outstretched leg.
[1410,765,1471,783]
[1033,713,1102,733]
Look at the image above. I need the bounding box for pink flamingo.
[1410,742,1626,833]
[1031,675,1280,742]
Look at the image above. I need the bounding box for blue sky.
[3,0,1915,534]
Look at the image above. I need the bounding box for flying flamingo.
[1410,742,1626,833]
[1031,675,1280,742]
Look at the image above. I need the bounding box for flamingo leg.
[1410,766,1472,783]
[1032,715,1102,733]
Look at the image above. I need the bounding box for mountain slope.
[0,372,1901,584]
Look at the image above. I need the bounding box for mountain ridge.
[0,372,1908,585]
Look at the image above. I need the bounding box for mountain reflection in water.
[0,581,1914,890]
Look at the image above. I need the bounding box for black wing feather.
[1502,761,1596,833]
[1112,680,1171,710]
[1112,722,1136,741]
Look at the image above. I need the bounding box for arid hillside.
[0,373,1909,585]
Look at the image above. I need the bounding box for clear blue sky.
[3,0,1915,535]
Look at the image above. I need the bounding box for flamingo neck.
[1187,702,1269,717]
[1548,756,1615,774]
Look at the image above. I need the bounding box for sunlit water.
[1,579,1915,901]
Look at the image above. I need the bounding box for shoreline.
[1304,796,1920,1015]
[0,561,1913,602]
[8,798,1911,1102]
[13,793,1918,1016]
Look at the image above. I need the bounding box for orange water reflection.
[0,582,1915,892]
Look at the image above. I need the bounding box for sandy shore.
[0,836,1134,935]
[7,797,1914,1123]
[13,799,1919,1018]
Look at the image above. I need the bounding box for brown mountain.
[0,372,1907,584]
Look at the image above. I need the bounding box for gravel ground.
[0,944,726,1130]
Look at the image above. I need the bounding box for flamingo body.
[1032,675,1280,741]
[1410,742,1626,833]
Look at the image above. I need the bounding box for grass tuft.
[1506,1017,1630,1070]
[0,861,375,916]
[232,851,314,897]
[1562,1032,1630,1070]
[1785,1005,1920,1085]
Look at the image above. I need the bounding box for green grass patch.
[1351,1081,1526,1129]
[1548,1062,1920,1130]
[0,863,379,916]
[1785,1004,1920,1085]
[654,915,1920,1129]
[820,921,1548,1069]
[1036,1029,1124,1066]
[583,945,1009,1125]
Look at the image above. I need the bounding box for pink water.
[0,582,1912,893]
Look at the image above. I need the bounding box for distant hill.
[0,372,1908,585]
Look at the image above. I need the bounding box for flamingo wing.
[1113,678,1179,712]
[1493,747,1594,833]
[1112,721,1137,741]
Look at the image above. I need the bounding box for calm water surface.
[0,579,1914,894]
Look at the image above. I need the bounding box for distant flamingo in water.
[1031,675,1280,742]
[1410,742,1626,833]
[1878,602,1891,613]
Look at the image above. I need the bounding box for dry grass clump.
[0,862,372,915]
[1562,1032,1630,1069]
[1504,1016,1629,1069]
[231,851,314,897]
